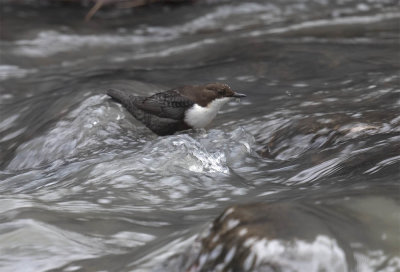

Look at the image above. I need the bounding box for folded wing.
[134,89,194,120]
[107,88,192,135]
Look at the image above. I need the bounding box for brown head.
[180,83,246,107]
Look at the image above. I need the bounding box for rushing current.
[0,0,399,271]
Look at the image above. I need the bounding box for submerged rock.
[159,202,352,272]
[256,109,400,160]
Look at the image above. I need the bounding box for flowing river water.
[0,0,399,271]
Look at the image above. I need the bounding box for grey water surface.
[0,0,399,271]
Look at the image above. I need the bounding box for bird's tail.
[107,88,130,105]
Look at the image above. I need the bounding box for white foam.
[288,158,341,184]
[12,3,281,58]
[7,95,126,170]
[354,250,400,272]
[108,231,155,248]
[247,12,400,36]
[249,235,347,272]
[0,65,36,80]
[14,30,177,57]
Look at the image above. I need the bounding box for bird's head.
[205,83,247,99]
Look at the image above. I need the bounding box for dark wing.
[133,89,194,120]
[107,88,190,135]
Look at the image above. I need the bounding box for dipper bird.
[107,83,246,136]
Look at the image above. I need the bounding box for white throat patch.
[184,97,231,128]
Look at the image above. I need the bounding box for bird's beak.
[232,92,247,98]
